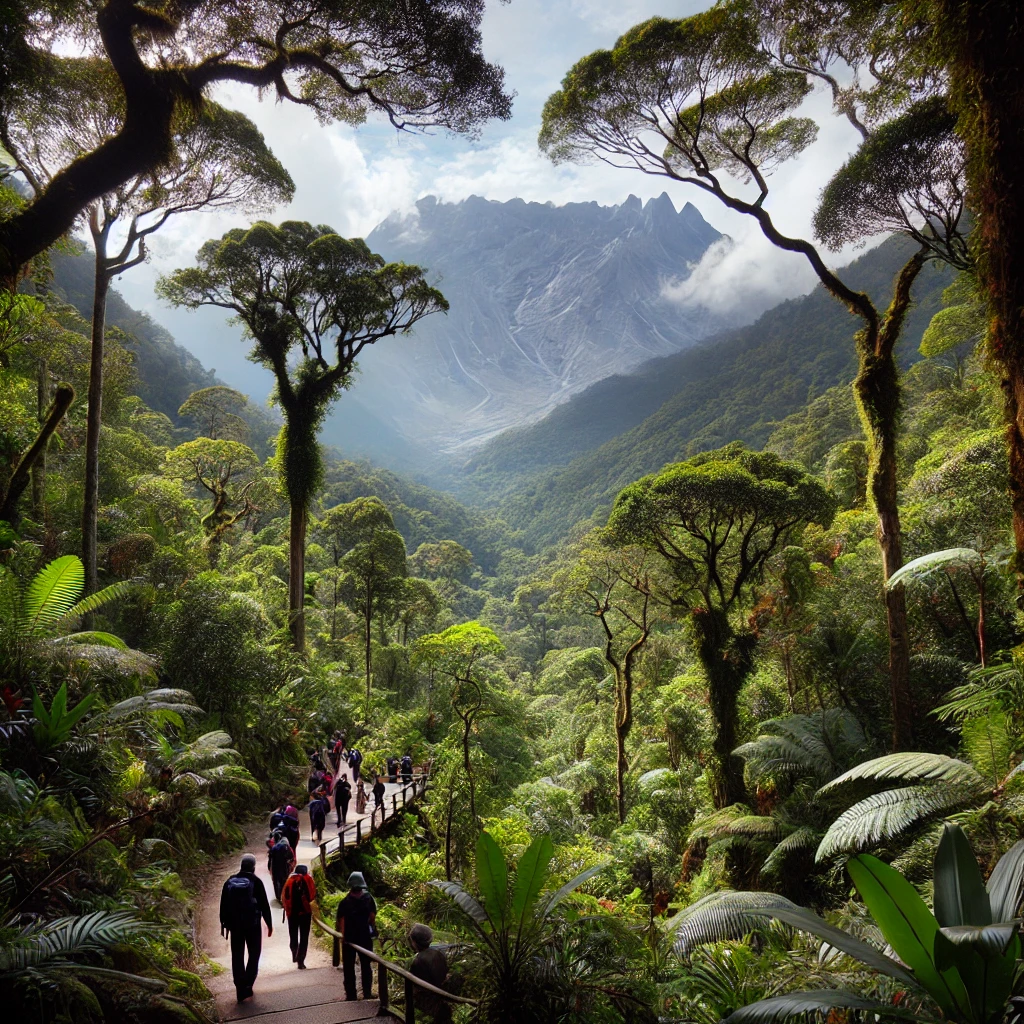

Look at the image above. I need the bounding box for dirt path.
[198,761,410,1018]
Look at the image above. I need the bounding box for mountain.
[452,234,954,549]
[321,192,725,460]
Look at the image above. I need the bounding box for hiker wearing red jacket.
[280,864,317,970]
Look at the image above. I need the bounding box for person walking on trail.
[372,775,386,819]
[330,731,344,772]
[355,777,367,815]
[219,854,273,1003]
[281,802,300,852]
[348,747,363,782]
[281,864,316,970]
[268,830,295,901]
[309,790,328,844]
[401,753,413,784]
[335,775,352,827]
[409,923,451,1023]
[336,871,377,1001]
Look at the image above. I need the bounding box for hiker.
[348,747,362,782]
[330,731,344,772]
[372,775,386,819]
[336,775,352,827]
[309,789,328,844]
[386,756,398,783]
[269,802,289,833]
[281,864,317,970]
[308,768,323,794]
[268,830,295,901]
[323,768,334,795]
[409,923,451,1023]
[219,854,273,1003]
[335,871,377,1001]
[401,753,413,784]
[280,803,300,852]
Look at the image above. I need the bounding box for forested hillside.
[5,3,1024,1024]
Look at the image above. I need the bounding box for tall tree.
[3,61,293,593]
[177,386,252,443]
[606,445,834,808]
[538,3,968,748]
[930,1,1024,588]
[318,496,408,710]
[0,0,511,288]
[159,221,446,651]
[552,533,668,823]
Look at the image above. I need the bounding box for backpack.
[284,874,313,916]
[223,875,257,929]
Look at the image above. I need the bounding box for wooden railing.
[317,769,431,870]
[312,916,477,1022]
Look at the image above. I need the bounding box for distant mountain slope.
[322,192,725,457]
[49,250,280,452]
[457,235,953,548]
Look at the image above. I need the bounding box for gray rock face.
[328,192,724,456]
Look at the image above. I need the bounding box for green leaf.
[934,823,991,927]
[511,834,553,929]
[847,854,970,1020]
[59,631,128,650]
[60,692,98,734]
[886,548,982,590]
[21,555,83,635]
[819,752,986,794]
[723,990,931,1024]
[542,861,608,915]
[50,682,68,724]
[986,840,1024,921]
[475,831,509,929]
[429,880,489,928]
[745,905,918,987]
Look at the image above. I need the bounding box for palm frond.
[886,548,981,589]
[56,631,128,649]
[0,910,157,971]
[816,784,986,861]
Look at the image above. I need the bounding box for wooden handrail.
[311,915,477,1011]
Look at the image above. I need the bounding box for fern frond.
[666,890,800,956]
[886,547,981,589]
[818,752,985,795]
[761,827,819,878]
[55,580,135,634]
[56,631,128,650]
[20,555,83,636]
[816,783,987,861]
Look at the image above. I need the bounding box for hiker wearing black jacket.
[268,834,294,901]
[335,776,352,827]
[219,854,273,1003]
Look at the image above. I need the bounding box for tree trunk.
[288,498,307,651]
[82,219,111,595]
[937,2,1024,591]
[852,250,926,750]
[0,385,74,524]
[31,356,48,519]
[614,678,628,825]
[692,606,753,809]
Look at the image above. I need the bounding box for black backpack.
[223,874,257,928]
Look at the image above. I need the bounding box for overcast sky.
[115,0,867,402]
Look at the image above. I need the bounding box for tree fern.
[819,752,986,794]
[19,555,84,636]
[667,890,801,956]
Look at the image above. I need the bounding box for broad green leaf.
[987,840,1024,921]
[848,854,971,1020]
[50,682,68,724]
[934,928,1018,1024]
[60,692,98,733]
[31,688,49,728]
[21,555,83,635]
[934,823,991,927]
[511,834,553,929]
[475,831,509,929]
[60,631,129,650]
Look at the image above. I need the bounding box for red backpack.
[283,873,314,916]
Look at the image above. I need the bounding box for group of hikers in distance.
[218,730,448,1015]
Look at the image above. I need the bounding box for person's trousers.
[230,925,262,995]
[288,913,311,966]
[272,870,289,901]
[336,798,349,825]
[342,943,373,999]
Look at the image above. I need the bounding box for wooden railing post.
[392,794,397,818]
[378,958,389,1011]
[405,976,416,1024]
[356,819,362,844]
